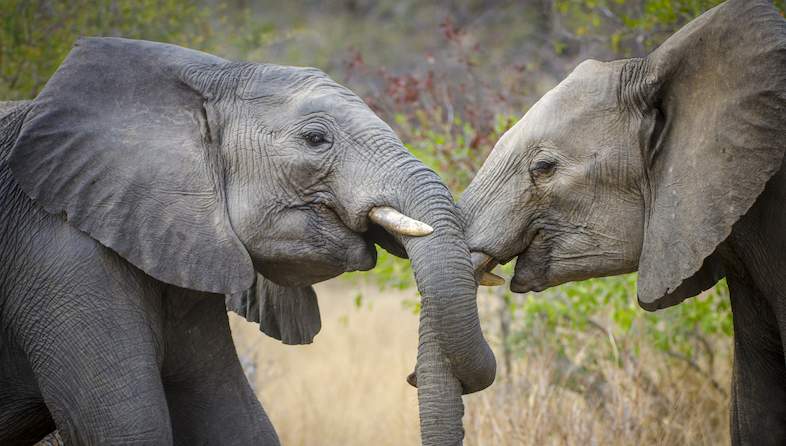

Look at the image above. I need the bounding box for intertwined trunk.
[337,120,496,443]
[390,161,496,445]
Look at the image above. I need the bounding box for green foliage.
[505,272,731,360]
[0,0,304,100]
[557,0,786,56]
[0,0,221,99]
[399,112,517,194]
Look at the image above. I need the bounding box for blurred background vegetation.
[5,1,784,444]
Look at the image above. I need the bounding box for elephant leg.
[19,303,172,445]
[161,288,279,446]
[0,335,55,445]
[5,254,173,444]
[728,277,786,446]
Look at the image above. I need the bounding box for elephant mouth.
[510,230,552,293]
[471,250,543,293]
[306,203,432,276]
[511,257,545,293]
[470,251,506,287]
[363,221,407,258]
[315,202,421,261]
[341,205,433,261]
[470,229,545,292]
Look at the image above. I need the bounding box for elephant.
[460,0,786,444]
[0,37,495,445]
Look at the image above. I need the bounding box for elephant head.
[10,38,494,443]
[461,0,786,310]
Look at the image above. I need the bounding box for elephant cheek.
[253,209,375,286]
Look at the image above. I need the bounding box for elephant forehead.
[239,68,377,130]
[553,61,620,115]
[519,64,622,148]
[241,64,326,96]
[241,64,364,107]
[293,92,369,118]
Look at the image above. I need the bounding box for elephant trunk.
[391,163,497,445]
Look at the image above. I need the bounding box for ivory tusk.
[471,252,505,287]
[479,271,505,287]
[368,206,434,237]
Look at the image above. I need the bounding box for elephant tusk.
[471,252,505,287]
[479,271,505,287]
[368,206,434,237]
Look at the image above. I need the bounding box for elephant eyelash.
[530,159,557,176]
[302,131,331,147]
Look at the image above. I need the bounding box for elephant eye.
[530,159,556,177]
[304,132,329,147]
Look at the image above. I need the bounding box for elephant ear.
[9,37,255,294]
[226,275,321,345]
[636,0,786,310]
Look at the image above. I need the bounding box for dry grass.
[464,348,729,446]
[230,279,731,446]
[229,281,421,446]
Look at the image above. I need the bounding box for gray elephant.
[461,0,786,444]
[0,38,494,445]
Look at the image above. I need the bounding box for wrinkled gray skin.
[462,1,786,444]
[0,38,494,445]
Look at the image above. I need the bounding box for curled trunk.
[390,164,496,445]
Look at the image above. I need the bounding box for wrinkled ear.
[636,0,786,310]
[226,275,321,345]
[10,37,254,294]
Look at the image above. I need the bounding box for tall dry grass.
[230,279,731,446]
[229,281,421,446]
[464,346,729,445]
